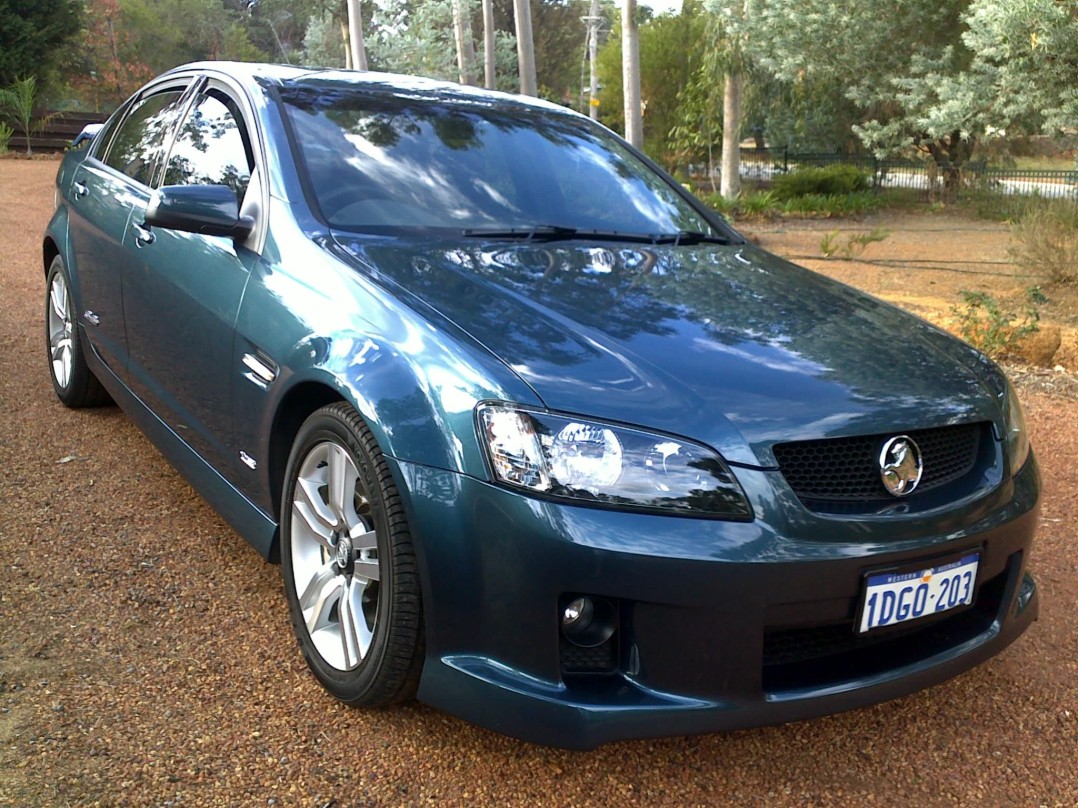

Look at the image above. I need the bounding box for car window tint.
[163,91,253,199]
[102,91,184,186]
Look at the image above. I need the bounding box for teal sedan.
[43,62,1040,749]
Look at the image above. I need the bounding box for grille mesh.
[560,638,617,674]
[773,422,984,504]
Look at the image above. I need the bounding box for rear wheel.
[45,256,110,408]
[281,402,424,706]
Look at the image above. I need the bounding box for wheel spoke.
[354,554,380,583]
[51,336,71,361]
[51,336,72,388]
[340,577,373,666]
[304,572,345,636]
[293,478,338,546]
[298,560,338,610]
[326,444,353,525]
[50,280,67,323]
[349,525,377,550]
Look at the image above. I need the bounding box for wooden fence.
[9,111,108,153]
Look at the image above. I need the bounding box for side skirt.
[83,328,279,560]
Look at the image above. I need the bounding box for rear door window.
[102,91,185,186]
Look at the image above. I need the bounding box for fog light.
[560,595,616,648]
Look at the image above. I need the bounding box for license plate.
[858,553,980,633]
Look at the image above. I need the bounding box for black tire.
[280,402,424,706]
[44,255,110,408]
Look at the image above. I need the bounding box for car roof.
[165,61,579,118]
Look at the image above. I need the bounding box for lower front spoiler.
[419,573,1038,750]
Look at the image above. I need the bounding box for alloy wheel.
[289,440,381,671]
[47,271,74,390]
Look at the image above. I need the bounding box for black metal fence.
[738,148,1078,203]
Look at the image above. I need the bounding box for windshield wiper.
[462,225,657,244]
[461,224,578,240]
[653,230,732,246]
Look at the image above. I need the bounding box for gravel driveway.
[2,159,1076,807]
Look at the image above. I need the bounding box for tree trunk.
[340,19,352,69]
[621,0,642,148]
[587,0,600,120]
[453,0,479,85]
[513,0,537,96]
[346,0,368,71]
[720,71,742,200]
[921,129,976,201]
[483,0,496,89]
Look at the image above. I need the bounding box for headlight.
[1003,382,1030,475]
[477,403,752,519]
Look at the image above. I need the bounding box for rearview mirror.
[145,184,254,241]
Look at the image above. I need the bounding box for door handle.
[131,222,155,247]
[72,181,88,199]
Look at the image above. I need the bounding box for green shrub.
[738,190,779,217]
[699,190,778,220]
[0,121,11,154]
[950,288,1042,358]
[819,226,890,259]
[771,165,870,199]
[1008,205,1078,285]
[779,191,881,217]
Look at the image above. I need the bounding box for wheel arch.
[265,380,346,559]
[43,235,61,277]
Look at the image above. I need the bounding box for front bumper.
[393,454,1041,750]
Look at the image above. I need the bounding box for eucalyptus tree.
[483,0,496,88]
[513,0,537,95]
[452,0,479,84]
[596,2,707,167]
[622,0,642,147]
[368,0,518,90]
[346,0,368,68]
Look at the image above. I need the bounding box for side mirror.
[145,184,254,242]
[71,123,104,149]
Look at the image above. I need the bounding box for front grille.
[773,422,984,506]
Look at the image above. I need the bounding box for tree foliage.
[962,0,1078,136]
[730,0,1078,164]
[492,0,607,103]
[70,0,154,110]
[597,1,707,166]
[369,0,518,91]
[70,0,267,109]
[0,0,83,90]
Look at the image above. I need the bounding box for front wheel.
[280,402,424,706]
[44,256,110,408]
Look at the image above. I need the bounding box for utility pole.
[621,0,642,147]
[513,0,537,96]
[347,0,368,71]
[483,0,496,89]
[583,0,601,120]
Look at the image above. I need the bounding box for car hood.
[334,236,1000,467]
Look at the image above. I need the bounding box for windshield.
[280,85,718,237]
